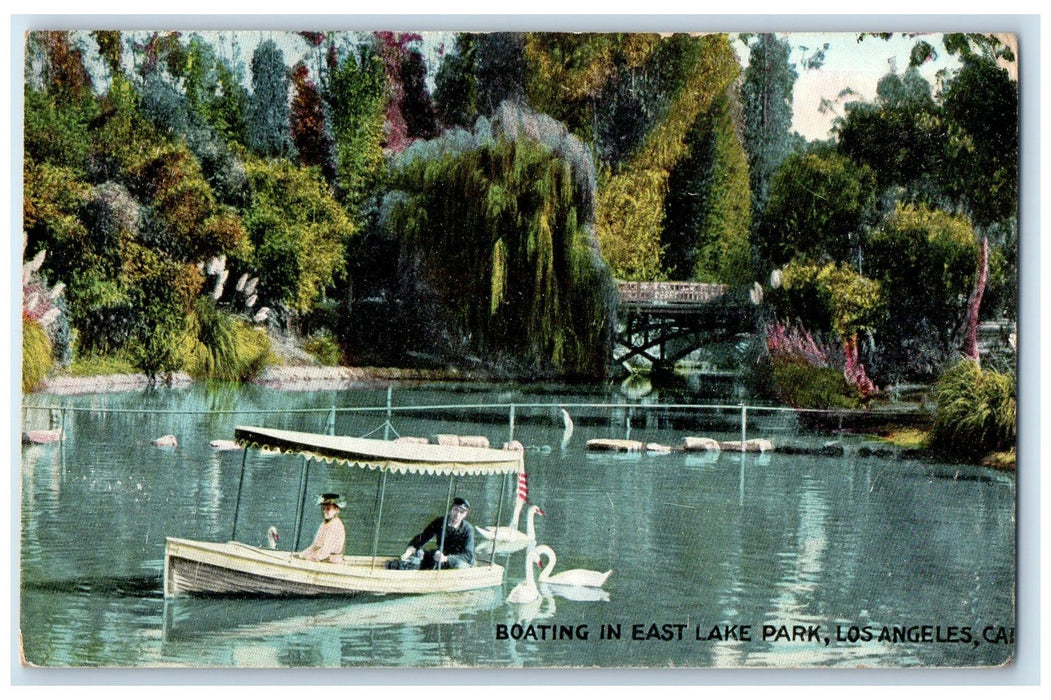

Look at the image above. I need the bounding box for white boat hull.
[164,537,505,598]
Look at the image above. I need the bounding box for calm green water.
[19,382,1015,668]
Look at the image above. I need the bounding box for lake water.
[19,381,1016,669]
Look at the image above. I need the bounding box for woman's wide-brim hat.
[317,493,346,509]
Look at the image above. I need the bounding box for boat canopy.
[234,426,524,476]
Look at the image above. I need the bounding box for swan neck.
[526,509,538,538]
[509,499,524,528]
[538,548,556,580]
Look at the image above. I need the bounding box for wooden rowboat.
[164,538,504,597]
[164,425,524,598]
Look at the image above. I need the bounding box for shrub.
[304,332,343,366]
[22,313,53,393]
[67,353,138,377]
[770,355,862,410]
[764,320,864,410]
[184,297,274,381]
[930,359,1016,459]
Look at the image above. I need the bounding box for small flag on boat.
[517,473,529,502]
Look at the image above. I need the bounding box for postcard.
[17,23,1020,673]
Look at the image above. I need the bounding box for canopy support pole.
[293,456,311,551]
[370,470,388,570]
[490,471,508,566]
[384,386,393,441]
[436,476,455,571]
[230,447,249,541]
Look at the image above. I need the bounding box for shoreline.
[26,366,1015,472]
[36,365,484,396]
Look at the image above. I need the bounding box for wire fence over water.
[23,386,931,448]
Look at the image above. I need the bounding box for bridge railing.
[617,280,729,305]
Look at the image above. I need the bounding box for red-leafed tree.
[374,31,437,152]
[35,31,93,105]
[291,62,336,182]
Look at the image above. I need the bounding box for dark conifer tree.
[740,33,797,225]
[247,39,295,159]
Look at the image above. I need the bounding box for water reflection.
[163,588,503,642]
[20,383,1016,668]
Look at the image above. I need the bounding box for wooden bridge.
[614,280,755,374]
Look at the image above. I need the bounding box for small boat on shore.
[164,425,525,598]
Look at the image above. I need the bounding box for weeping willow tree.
[381,102,616,378]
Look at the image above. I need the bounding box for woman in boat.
[295,493,346,563]
[398,497,475,570]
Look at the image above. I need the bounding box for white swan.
[506,548,543,604]
[539,582,610,602]
[265,526,279,549]
[560,408,574,449]
[476,497,524,540]
[477,505,544,554]
[533,544,611,588]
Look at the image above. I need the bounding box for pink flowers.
[766,321,831,367]
[766,321,877,399]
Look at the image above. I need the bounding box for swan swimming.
[476,505,544,554]
[506,548,543,604]
[533,544,611,588]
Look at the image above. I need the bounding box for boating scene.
[19,27,1018,670]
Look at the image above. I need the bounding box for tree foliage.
[771,259,883,341]
[866,203,979,380]
[940,55,1018,227]
[662,88,752,284]
[291,62,336,181]
[756,149,877,268]
[740,33,798,223]
[325,43,387,210]
[594,34,742,279]
[247,39,295,159]
[378,103,615,377]
[240,157,355,313]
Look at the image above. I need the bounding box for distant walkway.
[617,280,729,314]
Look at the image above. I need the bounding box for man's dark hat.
[452,497,470,510]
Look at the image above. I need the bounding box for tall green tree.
[740,33,798,224]
[940,55,1018,228]
[866,203,979,380]
[399,45,439,141]
[240,157,355,314]
[247,39,295,159]
[835,66,943,203]
[433,34,479,129]
[325,43,387,211]
[594,34,742,280]
[662,88,752,284]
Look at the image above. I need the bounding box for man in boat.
[398,497,475,570]
[295,493,346,563]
